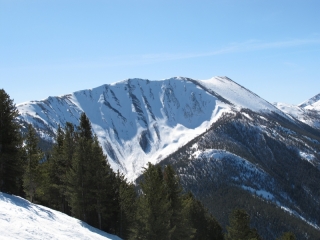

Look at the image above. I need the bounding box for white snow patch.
[199,77,281,113]
[0,192,121,240]
[299,151,315,163]
[242,186,274,200]
[242,112,253,121]
[280,205,320,230]
[259,116,268,121]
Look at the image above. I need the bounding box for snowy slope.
[17,77,232,180]
[162,107,320,238]
[0,192,121,240]
[16,76,290,181]
[274,92,320,130]
[199,76,283,113]
[299,93,320,111]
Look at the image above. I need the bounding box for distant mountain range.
[16,76,320,239]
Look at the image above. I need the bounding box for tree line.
[0,89,296,239]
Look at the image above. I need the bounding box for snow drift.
[0,192,121,240]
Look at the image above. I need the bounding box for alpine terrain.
[0,192,121,240]
[17,76,320,239]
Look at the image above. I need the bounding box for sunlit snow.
[0,192,121,240]
[16,76,306,181]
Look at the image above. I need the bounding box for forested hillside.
[161,109,320,239]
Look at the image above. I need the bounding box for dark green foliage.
[26,113,137,236]
[22,124,44,203]
[37,124,76,214]
[131,163,172,240]
[118,178,137,239]
[276,232,296,240]
[37,126,67,210]
[87,136,114,230]
[183,192,223,240]
[163,165,196,239]
[78,112,92,140]
[225,209,261,240]
[66,133,92,221]
[62,113,135,234]
[107,171,137,238]
[131,163,222,240]
[0,89,24,195]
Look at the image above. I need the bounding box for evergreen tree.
[225,209,261,240]
[131,163,172,240]
[66,124,92,221]
[41,125,70,212]
[131,163,223,240]
[57,122,76,215]
[183,192,223,240]
[66,113,117,231]
[78,112,92,140]
[206,214,225,240]
[0,89,24,195]
[62,122,76,171]
[87,135,113,230]
[118,178,137,239]
[65,114,92,221]
[22,124,43,203]
[163,165,195,239]
[102,170,137,237]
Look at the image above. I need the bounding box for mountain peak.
[299,93,320,110]
[16,76,293,181]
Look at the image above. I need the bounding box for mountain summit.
[16,76,320,238]
[17,76,283,181]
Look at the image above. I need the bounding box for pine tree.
[22,124,43,203]
[78,112,92,140]
[57,122,76,215]
[41,125,70,212]
[131,163,172,240]
[183,192,223,240]
[66,125,92,221]
[118,178,136,239]
[225,209,261,240]
[62,122,76,172]
[163,165,195,240]
[0,89,24,195]
[66,113,115,229]
[87,135,113,230]
[103,170,138,238]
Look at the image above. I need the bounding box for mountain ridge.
[16,76,320,238]
[19,76,282,180]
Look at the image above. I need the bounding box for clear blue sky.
[1,0,319,105]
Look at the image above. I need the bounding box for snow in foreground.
[0,192,121,240]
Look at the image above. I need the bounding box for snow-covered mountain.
[17,76,283,181]
[274,93,320,130]
[0,192,121,240]
[160,106,320,239]
[16,76,320,238]
[299,93,320,111]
